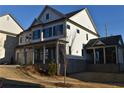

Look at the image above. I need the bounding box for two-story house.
[0,14,23,64]
[15,6,99,74]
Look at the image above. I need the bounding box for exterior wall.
[15,48,33,65]
[118,47,124,64]
[0,33,17,63]
[60,55,85,74]
[69,9,97,34]
[65,21,98,56]
[0,14,23,34]
[60,59,86,74]
[40,8,63,23]
[15,49,25,64]
[26,49,33,64]
[0,14,23,64]
[19,31,32,45]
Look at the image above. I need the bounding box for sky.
[0,5,124,39]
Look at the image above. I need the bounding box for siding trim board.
[67,19,100,37]
[16,39,68,48]
[0,30,17,36]
[85,8,99,36]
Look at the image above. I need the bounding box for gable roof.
[85,8,99,36]
[32,6,84,26]
[26,6,99,37]
[85,35,123,48]
[65,8,84,18]
[0,14,24,31]
[38,5,65,20]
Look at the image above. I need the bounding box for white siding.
[0,14,23,34]
[118,47,124,64]
[0,14,23,63]
[66,21,98,56]
[69,9,97,34]
[0,33,6,59]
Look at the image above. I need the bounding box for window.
[67,25,70,29]
[86,34,88,40]
[77,29,80,33]
[69,46,71,55]
[53,26,57,36]
[43,27,52,38]
[46,13,49,20]
[53,24,63,36]
[58,24,63,35]
[49,27,52,37]
[33,30,41,40]
[82,49,84,56]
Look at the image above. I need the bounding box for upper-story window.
[33,30,41,40]
[77,29,80,34]
[86,34,88,40]
[53,24,63,36]
[46,13,49,20]
[67,25,70,29]
[43,27,52,38]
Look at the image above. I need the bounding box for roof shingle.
[85,35,123,48]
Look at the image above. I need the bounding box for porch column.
[56,41,59,64]
[93,48,96,64]
[56,41,60,75]
[24,48,26,64]
[41,31,44,41]
[103,47,106,64]
[116,46,118,64]
[32,47,35,64]
[43,45,46,64]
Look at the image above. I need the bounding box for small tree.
[47,60,57,76]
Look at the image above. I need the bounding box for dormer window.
[46,13,49,20]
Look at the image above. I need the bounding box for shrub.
[48,61,57,76]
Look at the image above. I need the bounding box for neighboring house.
[0,14,23,64]
[15,6,99,74]
[84,35,124,72]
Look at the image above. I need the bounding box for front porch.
[16,39,67,75]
